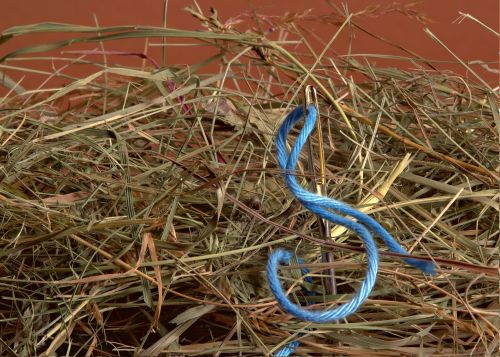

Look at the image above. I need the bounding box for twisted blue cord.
[274,340,300,357]
[268,104,435,356]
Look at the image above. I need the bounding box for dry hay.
[0,6,498,357]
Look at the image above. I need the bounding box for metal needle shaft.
[304,85,337,296]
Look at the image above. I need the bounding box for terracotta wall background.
[0,0,498,92]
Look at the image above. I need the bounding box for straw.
[0,4,498,356]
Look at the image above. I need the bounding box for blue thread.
[268,104,436,356]
[274,340,300,357]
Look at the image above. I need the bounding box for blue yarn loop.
[267,104,435,325]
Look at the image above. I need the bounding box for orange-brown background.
[0,0,498,91]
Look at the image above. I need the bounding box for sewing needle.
[304,85,337,296]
